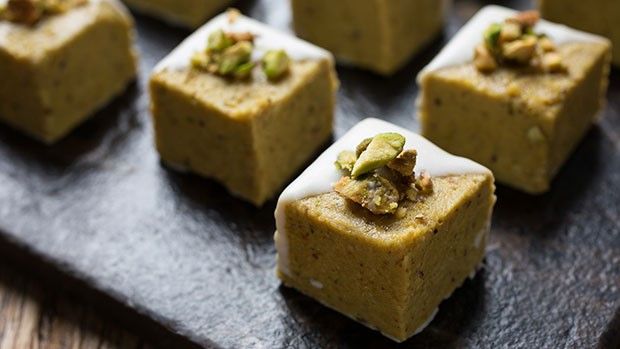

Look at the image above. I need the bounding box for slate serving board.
[0,0,618,348]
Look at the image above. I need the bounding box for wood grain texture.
[0,262,148,349]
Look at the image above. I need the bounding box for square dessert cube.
[275,118,495,342]
[291,0,447,75]
[539,0,620,66]
[417,6,612,194]
[0,0,137,144]
[150,11,338,206]
[122,0,234,28]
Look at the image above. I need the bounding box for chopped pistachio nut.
[334,175,400,215]
[233,61,255,79]
[511,10,540,28]
[415,171,434,194]
[262,49,291,80]
[502,36,537,63]
[193,24,292,82]
[538,37,556,52]
[1,0,87,25]
[208,29,234,52]
[227,31,255,43]
[355,138,372,157]
[541,52,565,73]
[474,11,566,74]
[474,44,498,73]
[334,133,433,216]
[484,23,502,52]
[218,41,253,75]
[190,52,211,70]
[335,150,357,173]
[351,133,405,178]
[227,7,240,23]
[499,21,522,43]
[387,149,417,177]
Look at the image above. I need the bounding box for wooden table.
[0,261,147,349]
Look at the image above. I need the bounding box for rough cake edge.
[154,11,334,73]
[416,5,611,83]
[274,118,492,277]
[279,249,489,343]
[278,277,438,343]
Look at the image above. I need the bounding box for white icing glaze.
[474,221,490,249]
[154,11,333,73]
[275,118,491,276]
[412,308,439,337]
[417,5,610,82]
[274,230,289,276]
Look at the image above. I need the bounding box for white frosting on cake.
[474,222,489,249]
[154,11,333,73]
[417,5,610,82]
[274,118,491,277]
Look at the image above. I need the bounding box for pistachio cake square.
[539,0,620,66]
[122,0,234,28]
[275,118,495,342]
[0,0,138,144]
[290,0,448,75]
[150,10,338,206]
[417,6,611,194]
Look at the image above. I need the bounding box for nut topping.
[262,49,290,80]
[333,133,433,216]
[190,10,292,82]
[0,0,87,25]
[474,11,566,74]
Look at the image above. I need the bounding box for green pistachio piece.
[335,150,357,173]
[500,21,522,42]
[233,62,255,79]
[484,23,503,50]
[218,41,253,75]
[351,133,405,178]
[502,36,537,63]
[355,138,372,157]
[190,51,210,70]
[334,174,400,215]
[208,29,234,52]
[262,49,290,80]
[474,44,498,73]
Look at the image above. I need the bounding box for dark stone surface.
[0,0,618,348]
